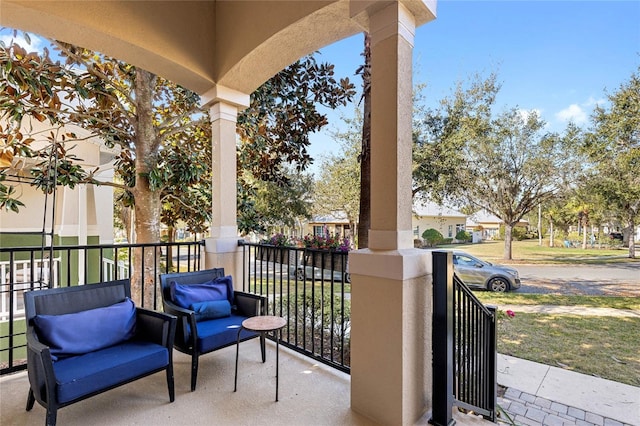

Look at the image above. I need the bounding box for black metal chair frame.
[159,268,267,391]
[23,279,177,426]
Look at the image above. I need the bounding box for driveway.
[514,263,640,296]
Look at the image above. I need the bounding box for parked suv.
[451,251,521,292]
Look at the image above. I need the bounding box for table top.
[242,315,286,332]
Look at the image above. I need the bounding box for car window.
[456,255,476,266]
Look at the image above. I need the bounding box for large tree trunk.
[357,32,371,249]
[628,211,636,259]
[503,223,513,260]
[130,69,162,308]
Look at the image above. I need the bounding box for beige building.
[306,212,352,239]
[0,120,118,283]
[466,210,529,240]
[412,201,467,242]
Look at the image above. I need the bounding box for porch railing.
[431,250,497,425]
[0,240,203,375]
[239,241,351,373]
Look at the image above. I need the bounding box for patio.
[0,341,487,426]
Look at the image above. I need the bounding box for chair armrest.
[234,291,267,317]
[25,326,57,406]
[135,308,177,348]
[162,300,198,350]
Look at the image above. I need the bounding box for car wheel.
[296,268,305,281]
[488,277,509,292]
[344,273,351,283]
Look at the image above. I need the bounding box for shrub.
[422,228,444,247]
[455,230,472,242]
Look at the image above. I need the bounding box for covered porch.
[2,1,456,424]
[1,342,486,425]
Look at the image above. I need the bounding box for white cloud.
[555,104,588,125]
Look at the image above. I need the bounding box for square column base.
[350,249,434,425]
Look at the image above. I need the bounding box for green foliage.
[583,65,640,258]
[455,230,472,242]
[276,292,351,365]
[498,226,528,241]
[235,55,356,234]
[312,109,362,242]
[422,228,444,246]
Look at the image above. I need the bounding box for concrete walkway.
[494,303,639,425]
[498,305,640,318]
[497,354,639,426]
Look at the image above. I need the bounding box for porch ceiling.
[1,0,435,96]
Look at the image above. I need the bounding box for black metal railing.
[431,251,497,425]
[239,241,351,373]
[0,240,203,375]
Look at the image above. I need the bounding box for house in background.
[412,201,467,243]
[0,120,118,285]
[466,210,529,241]
[306,212,353,239]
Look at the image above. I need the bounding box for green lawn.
[475,293,640,310]
[477,292,640,386]
[496,313,640,387]
[439,239,638,264]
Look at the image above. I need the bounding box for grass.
[496,313,640,387]
[475,293,640,310]
[476,292,640,386]
[440,239,638,264]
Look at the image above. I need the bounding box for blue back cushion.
[170,275,234,309]
[34,298,136,360]
[190,300,232,321]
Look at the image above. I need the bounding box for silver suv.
[452,251,521,292]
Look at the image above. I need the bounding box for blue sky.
[2,1,639,175]
[309,0,640,169]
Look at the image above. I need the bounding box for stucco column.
[201,85,250,282]
[349,2,435,424]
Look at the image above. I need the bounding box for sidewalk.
[497,354,640,426]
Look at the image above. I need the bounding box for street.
[514,263,640,296]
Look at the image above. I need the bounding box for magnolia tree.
[1,31,354,306]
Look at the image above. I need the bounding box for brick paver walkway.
[498,387,635,426]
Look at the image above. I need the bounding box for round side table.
[234,315,287,401]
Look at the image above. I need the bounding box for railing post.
[486,305,497,422]
[430,250,455,426]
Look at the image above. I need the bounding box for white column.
[349,1,436,424]
[201,85,250,282]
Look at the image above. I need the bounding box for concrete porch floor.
[0,340,488,426]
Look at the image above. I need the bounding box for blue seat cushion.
[193,314,257,353]
[53,341,169,404]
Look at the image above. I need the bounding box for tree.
[313,111,363,243]
[1,37,214,306]
[1,32,355,305]
[462,110,578,259]
[252,168,314,236]
[412,73,500,204]
[584,66,640,258]
[413,72,579,259]
[356,32,371,249]
[235,54,355,234]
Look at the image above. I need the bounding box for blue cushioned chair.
[24,280,177,426]
[160,268,267,391]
